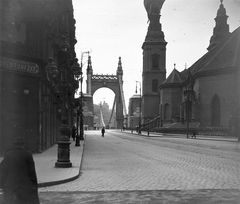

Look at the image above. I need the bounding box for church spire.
[117,57,123,76]
[207,0,230,51]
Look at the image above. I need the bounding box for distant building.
[93,101,116,129]
[128,94,142,129]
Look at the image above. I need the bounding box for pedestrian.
[192,130,197,139]
[136,126,139,133]
[0,137,40,204]
[72,125,77,141]
[101,127,105,137]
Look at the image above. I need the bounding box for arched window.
[152,54,160,69]
[164,103,170,120]
[152,79,158,92]
[211,94,220,126]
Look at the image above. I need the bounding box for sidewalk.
[124,130,238,142]
[35,140,85,187]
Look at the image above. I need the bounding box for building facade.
[0,0,77,155]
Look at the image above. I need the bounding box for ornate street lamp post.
[55,36,72,167]
[75,102,80,143]
[136,81,142,134]
[79,88,84,141]
[79,52,90,141]
[45,36,80,167]
[131,119,133,133]
[147,119,150,136]
[74,93,82,147]
[72,52,89,145]
[71,58,82,146]
[23,86,29,145]
[183,69,196,139]
[183,89,194,138]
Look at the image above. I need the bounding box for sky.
[72,0,240,111]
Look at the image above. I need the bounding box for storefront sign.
[0,57,39,74]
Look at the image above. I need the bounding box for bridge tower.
[142,0,167,122]
[86,56,126,129]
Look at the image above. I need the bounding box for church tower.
[142,0,167,122]
[207,0,230,51]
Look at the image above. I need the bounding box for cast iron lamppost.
[79,82,84,141]
[74,100,80,146]
[75,52,88,145]
[79,52,90,141]
[71,58,82,146]
[131,119,133,133]
[136,81,142,134]
[147,119,150,136]
[73,52,89,146]
[183,69,196,139]
[23,86,29,145]
[75,102,80,143]
[45,36,80,167]
[74,91,83,147]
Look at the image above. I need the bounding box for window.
[152,79,158,92]
[152,54,160,69]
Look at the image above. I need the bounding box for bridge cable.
[118,78,127,117]
[100,105,105,127]
[107,96,116,127]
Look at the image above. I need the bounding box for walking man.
[101,127,105,137]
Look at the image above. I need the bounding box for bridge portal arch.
[86,56,126,129]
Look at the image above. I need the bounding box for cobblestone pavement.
[38,130,240,203]
[38,189,240,204]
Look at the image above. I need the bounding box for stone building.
[159,1,240,137]
[0,0,77,155]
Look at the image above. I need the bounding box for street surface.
[39,130,240,203]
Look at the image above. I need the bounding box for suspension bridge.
[85,56,128,129]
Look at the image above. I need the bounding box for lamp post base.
[75,136,80,146]
[55,139,72,168]
[55,161,72,168]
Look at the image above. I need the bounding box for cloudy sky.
[72,0,240,110]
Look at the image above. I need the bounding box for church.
[159,1,240,137]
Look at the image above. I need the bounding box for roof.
[160,68,184,88]
[130,94,141,99]
[190,26,240,76]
